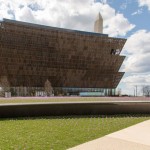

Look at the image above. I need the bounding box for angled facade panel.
[0,19,126,96]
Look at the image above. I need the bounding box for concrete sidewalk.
[68,120,150,150]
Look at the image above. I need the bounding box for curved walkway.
[68,120,150,150]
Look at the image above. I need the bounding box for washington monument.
[94,12,103,33]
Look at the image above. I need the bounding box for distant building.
[0,14,126,96]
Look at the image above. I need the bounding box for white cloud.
[131,9,143,15]
[138,0,150,10]
[120,74,150,95]
[0,0,135,37]
[119,29,150,95]
[122,30,150,73]
[123,54,150,73]
[122,74,150,84]
[99,0,108,4]
[123,30,150,54]
[104,13,135,36]
[16,6,36,23]
[120,2,127,10]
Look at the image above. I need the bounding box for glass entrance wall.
[11,87,45,96]
[54,87,116,96]
[10,87,116,96]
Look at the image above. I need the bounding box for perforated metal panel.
[0,19,126,89]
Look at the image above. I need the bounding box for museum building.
[0,13,126,96]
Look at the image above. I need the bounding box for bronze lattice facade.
[0,19,126,96]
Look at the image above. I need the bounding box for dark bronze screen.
[0,19,126,89]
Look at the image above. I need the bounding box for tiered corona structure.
[0,16,126,96]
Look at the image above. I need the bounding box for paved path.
[68,120,150,150]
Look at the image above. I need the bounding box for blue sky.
[109,0,150,36]
[0,0,150,95]
[104,0,150,95]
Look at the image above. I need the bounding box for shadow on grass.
[1,114,150,121]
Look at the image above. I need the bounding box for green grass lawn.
[0,96,148,104]
[0,115,150,150]
[0,97,117,104]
